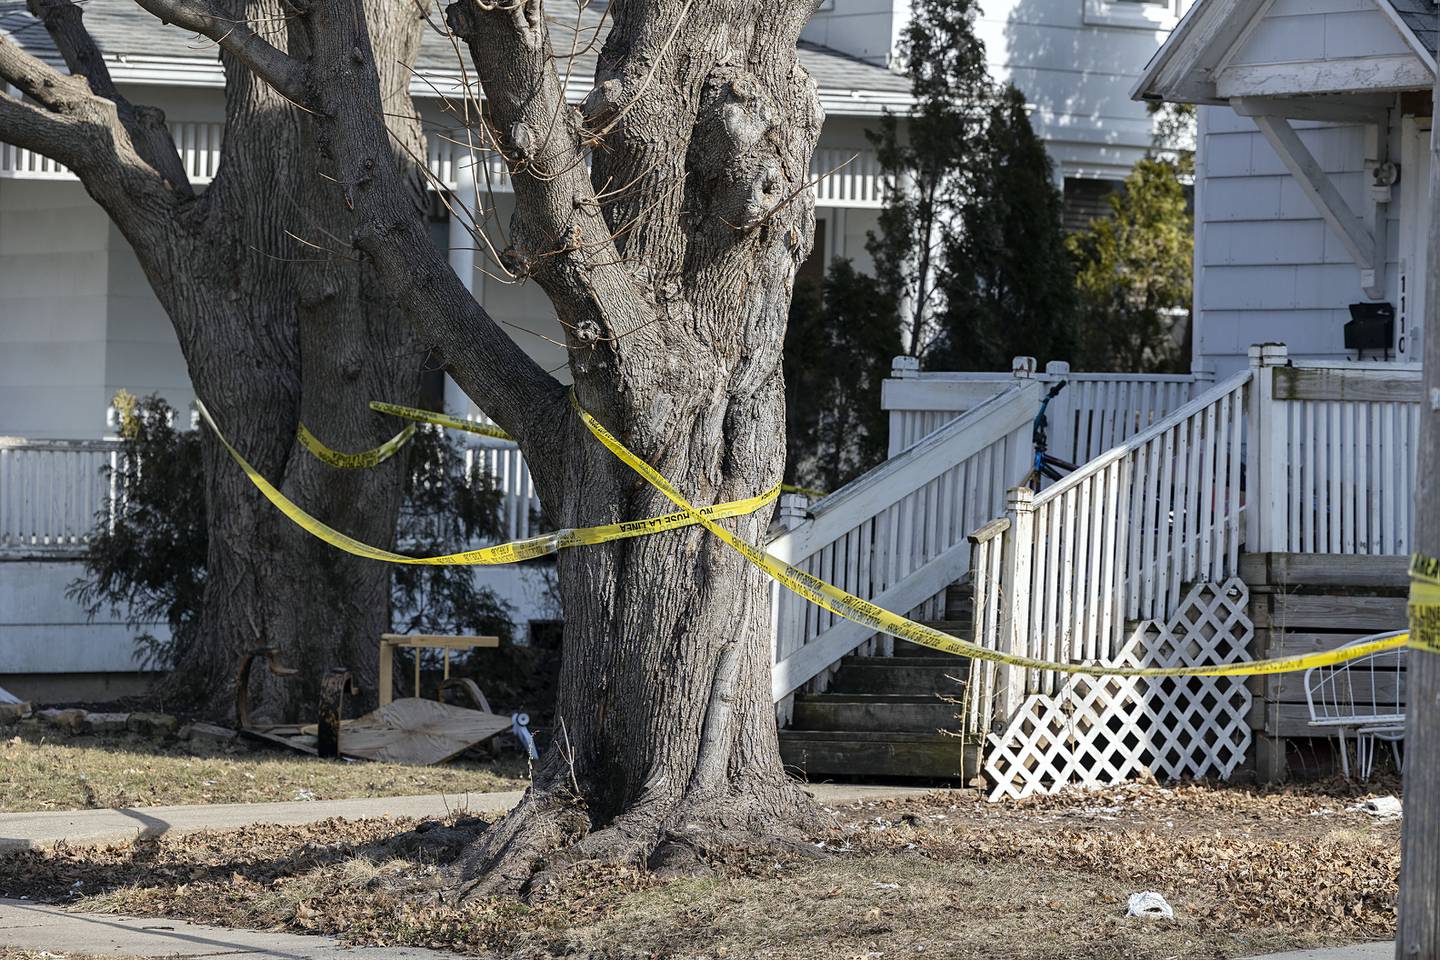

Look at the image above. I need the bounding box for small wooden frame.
[378,633,499,706]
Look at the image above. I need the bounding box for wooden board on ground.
[337,698,512,765]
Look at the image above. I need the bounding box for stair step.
[831,658,967,695]
[792,693,958,733]
[779,729,977,780]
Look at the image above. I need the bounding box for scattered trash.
[1355,796,1402,820]
[294,789,317,802]
[873,881,900,890]
[1126,891,1174,920]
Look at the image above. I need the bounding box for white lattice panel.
[985,579,1253,801]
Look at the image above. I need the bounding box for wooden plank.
[380,634,501,649]
[1273,366,1422,403]
[1242,552,1409,590]
[1260,629,1394,658]
[1252,700,1402,740]
[1263,594,1408,631]
[1261,669,1407,705]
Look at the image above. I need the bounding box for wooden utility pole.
[1396,79,1440,957]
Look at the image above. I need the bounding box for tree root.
[446,774,832,901]
[448,788,592,900]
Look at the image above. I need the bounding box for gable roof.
[1380,0,1437,61]
[0,0,913,115]
[1133,0,1435,105]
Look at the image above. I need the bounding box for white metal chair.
[1303,631,1406,780]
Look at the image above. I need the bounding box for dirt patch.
[0,730,528,812]
[0,780,1398,959]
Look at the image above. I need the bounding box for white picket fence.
[1247,345,1422,557]
[768,381,1040,720]
[967,371,1251,728]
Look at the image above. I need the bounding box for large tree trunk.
[1,0,426,720]
[437,0,831,893]
[46,0,837,889]
[176,0,428,719]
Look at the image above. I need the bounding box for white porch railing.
[1,122,225,183]
[4,128,885,209]
[768,381,1040,721]
[0,437,122,554]
[967,371,1251,729]
[0,419,540,556]
[882,356,1211,461]
[1247,344,1421,557]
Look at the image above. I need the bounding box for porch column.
[1245,342,1289,554]
[445,155,480,419]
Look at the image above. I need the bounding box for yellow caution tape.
[366,401,825,501]
[297,422,416,469]
[1409,554,1440,655]
[197,400,778,566]
[370,401,514,441]
[573,395,1408,678]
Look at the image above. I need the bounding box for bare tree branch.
[0,30,90,113]
[127,0,308,103]
[446,0,657,361]
[0,86,92,165]
[27,0,193,194]
[124,0,571,458]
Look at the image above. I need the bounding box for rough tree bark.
[24,0,832,892]
[1394,67,1440,959]
[0,0,427,718]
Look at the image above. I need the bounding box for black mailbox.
[1345,302,1394,354]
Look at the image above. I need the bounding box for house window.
[1083,0,1185,30]
[1062,177,1123,233]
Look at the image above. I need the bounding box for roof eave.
[1374,0,1438,74]
[94,57,915,116]
[1130,0,1266,106]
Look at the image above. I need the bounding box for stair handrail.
[967,369,1253,728]
[770,379,1042,710]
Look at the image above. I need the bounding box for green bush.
[71,394,519,672]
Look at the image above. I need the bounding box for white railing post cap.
[1006,486,1036,510]
[1044,360,1071,377]
[1012,357,1038,379]
[891,356,920,378]
[777,493,809,528]
[1248,342,1289,366]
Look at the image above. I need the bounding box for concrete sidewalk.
[0,897,467,958]
[0,899,1399,960]
[1242,947,1393,960]
[0,782,926,852]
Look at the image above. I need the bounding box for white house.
[771,0,1431,790]
[803,0,1198,218]
[0,0,1188,702]
[1134,0,1435,376]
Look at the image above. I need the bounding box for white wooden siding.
[1193,104,1404,378]
[804,0,1187,182]
[1227,0,1412,66]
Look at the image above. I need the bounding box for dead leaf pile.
[0,780,1401,958]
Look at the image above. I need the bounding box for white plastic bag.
[1126,891,1174,920]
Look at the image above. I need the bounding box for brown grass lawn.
[0,729,529,812]
[0,781,1400,959]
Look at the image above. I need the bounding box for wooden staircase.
[778,583,979,781]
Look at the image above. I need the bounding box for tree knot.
[443,1,480,41]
